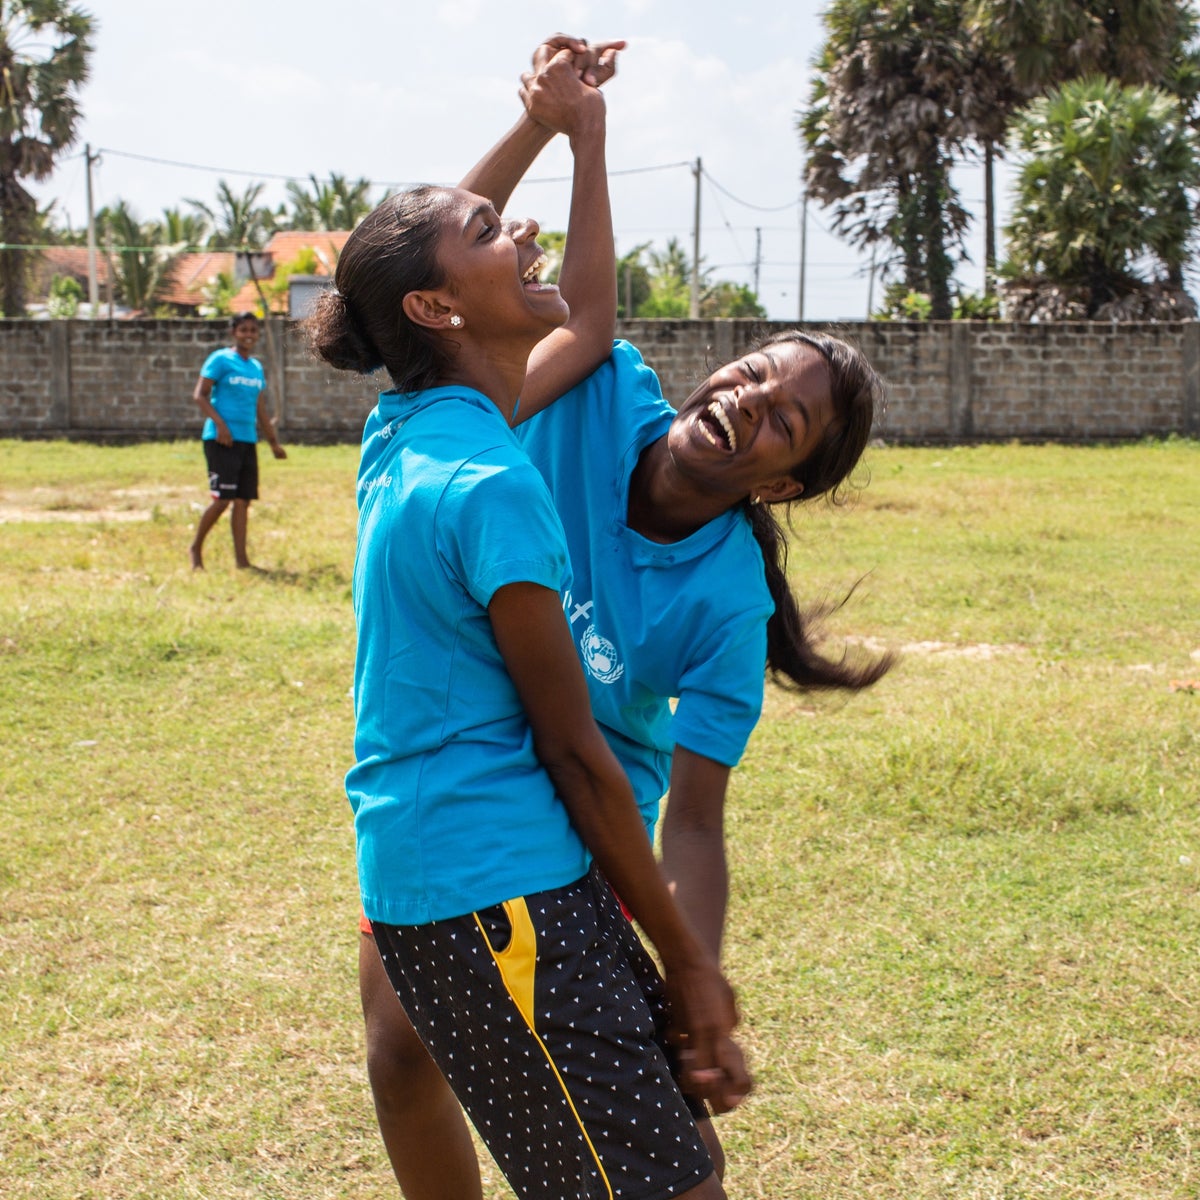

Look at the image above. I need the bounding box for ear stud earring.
[449,314,464,328]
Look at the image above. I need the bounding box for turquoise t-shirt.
[348,385,589,926]
[200,347,264,443]
[516,340,774,839]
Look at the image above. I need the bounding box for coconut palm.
[284,172,372,231]
[1003,75,1200,317]
[0,0,94,316]
[186,179,276,250]
[97,199,182,312]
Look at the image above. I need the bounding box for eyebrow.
[462,203,494,234]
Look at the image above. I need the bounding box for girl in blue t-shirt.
[310,36,746,1200]
[357,36,895,1200]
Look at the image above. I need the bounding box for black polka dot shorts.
[370,866,715,1200]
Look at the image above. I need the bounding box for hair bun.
[305,287,384,375]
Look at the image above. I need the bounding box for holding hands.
[520,34,625,136]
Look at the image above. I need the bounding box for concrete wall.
[2,317,1198,443]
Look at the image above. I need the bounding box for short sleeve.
[200,350,226,382]
[670,609,768,767]
[437,448,569,609]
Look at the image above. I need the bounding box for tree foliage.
[1003,75,1200,317]
[186,180,277,250]
[801,0,987,318]
[96,199,182,312]
[284,172,372,231]
[0,0,93,315]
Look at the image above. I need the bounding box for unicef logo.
[580,625,624,684]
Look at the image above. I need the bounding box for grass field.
[1,437,1197,1199]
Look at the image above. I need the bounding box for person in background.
[189,311,286,570]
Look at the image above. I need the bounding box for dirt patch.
[849,636,1028,660]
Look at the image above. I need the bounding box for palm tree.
[1003,76,1200,317]
[801,0,975,319]
[98,200,181,312]
[186,180,276,250]
[967,0,1200,289]
[285,171,372,230]
[160,206,208,249]
[0,0,94,316]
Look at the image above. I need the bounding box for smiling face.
[666,340,836,504]
[428,188,568,342]
[231,318,261,357]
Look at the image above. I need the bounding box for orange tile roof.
[31,245,111,289]
[156,231,352,313]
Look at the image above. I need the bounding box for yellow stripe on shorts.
[475,897,614,1200]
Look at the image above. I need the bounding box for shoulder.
[200,347,230,376]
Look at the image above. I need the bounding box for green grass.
[1,437,1197,1199]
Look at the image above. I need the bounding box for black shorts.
[203,439,258,502]
[370,866,714,1200]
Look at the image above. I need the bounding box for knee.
[364,999,440,1112]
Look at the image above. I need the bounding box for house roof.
[158,230,352,313]
[30,245,111,293]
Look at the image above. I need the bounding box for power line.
[700,166,800,213]
[93,145,693,190]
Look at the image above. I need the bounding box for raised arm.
[516,49,620,420]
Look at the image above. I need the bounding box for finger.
[533,33,588,70]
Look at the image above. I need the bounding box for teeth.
[707,401,737,450]
[523,254,548,283]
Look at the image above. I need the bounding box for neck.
[627,436,738,543]
[434,338,533,422]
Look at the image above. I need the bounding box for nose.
[509,216,540,241]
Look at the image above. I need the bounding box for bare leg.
[676,1177,727,1199]
[359,933,483,1200]
[230,498,251,569]
[697,1117,725,1179]
[190,498,230,570]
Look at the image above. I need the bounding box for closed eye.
[741,359,761,382]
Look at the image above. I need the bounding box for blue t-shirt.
[200,347,265,443]
[516,341,774,839]
[348,385,588,926]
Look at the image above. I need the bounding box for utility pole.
[85,144,99,315]
[689,157,701,318]
[798,190,808,323]
[753,227,762,298]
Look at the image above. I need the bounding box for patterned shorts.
[370,866,714,1200]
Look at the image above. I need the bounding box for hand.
[215,418,233,447]
[520,48,606,137]
[531,33,624,88]
[663,955,752,1114]
[270,442,287,460]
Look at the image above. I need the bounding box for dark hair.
[747,329,893,692]
[230,311,260,329]
[305,186,451,391]
[747,501,894,692]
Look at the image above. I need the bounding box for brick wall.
[2,317,1197,442]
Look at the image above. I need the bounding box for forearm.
[540,744,706,969]
[659,746,733,962]
[555,107,615,339]
[661,826,728,962]
[457,111,555,212]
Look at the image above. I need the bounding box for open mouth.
[697,400,738,451]
[522,253,549,287]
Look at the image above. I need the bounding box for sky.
[33,0,1005,321]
